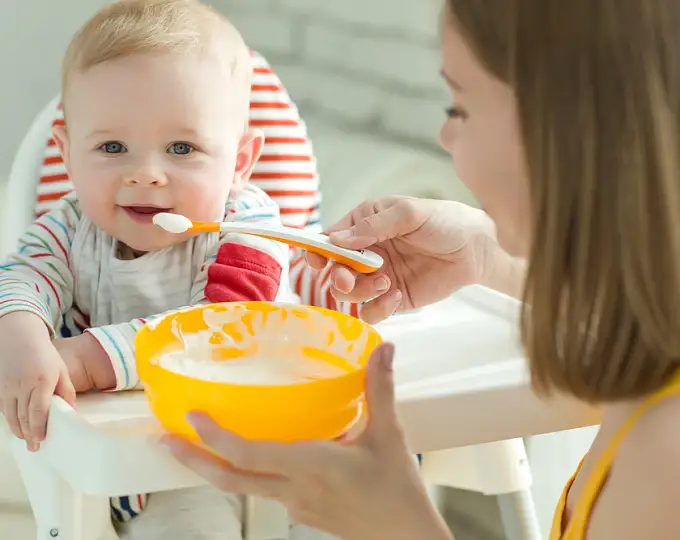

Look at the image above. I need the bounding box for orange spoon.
[153,213,383,274]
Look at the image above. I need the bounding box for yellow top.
[549,369,680,539]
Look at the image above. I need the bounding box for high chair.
[0,97,600,540]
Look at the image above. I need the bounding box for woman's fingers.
[359,342,405,450]
[305,252,328,271]
[305,255,381,300]
[162,435,288,499]
[323,208,358,235]
[330,266,359,296]
[356,289,402,325]
[328,232,379,250]
[304,261,391,304]
[329,201,418,247]
[331,271,390,301]
[186,412,314,477]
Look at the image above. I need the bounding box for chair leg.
[496,490,542,540]
[421,441,538,540]
[10,441,116,540]
[243,496,290,540]
[426,484,447,515]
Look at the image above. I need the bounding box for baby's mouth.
[122,205,173,224]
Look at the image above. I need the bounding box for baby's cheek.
[180,186,231,221]
[77,193,119,239]
[176,166,235,218]
[76,183,115,217]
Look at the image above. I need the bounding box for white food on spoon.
[152,212,193,234]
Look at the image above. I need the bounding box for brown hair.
[446,0,680,402]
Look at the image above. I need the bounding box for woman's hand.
[308,197,500,324]
[162,344,452,540]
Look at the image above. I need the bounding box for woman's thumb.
[362,342,403,448]
[329,204,407,249]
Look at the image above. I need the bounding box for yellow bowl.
[136,302,382,442]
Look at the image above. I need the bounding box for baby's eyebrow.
[86,129,118,140]
[172,127,205,140]
[83,127,212,143]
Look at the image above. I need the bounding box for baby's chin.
[117,231,188,255]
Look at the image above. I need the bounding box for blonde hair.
[446,0,680,402]
[62,0,251,120]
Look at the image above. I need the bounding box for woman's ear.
[233,129,264,185]
[51,124,72,173]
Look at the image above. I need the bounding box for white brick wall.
[304,22,442,94]
[209,0,447,149]
[281,0,441,41]
[220,8,300,56]
[273,64,385,124]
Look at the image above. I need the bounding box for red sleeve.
[205,243,282,303]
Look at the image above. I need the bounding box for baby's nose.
[124,168,168,187]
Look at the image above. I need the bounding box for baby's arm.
[204,183,287,303]
[52,333,117,392]
[0,194,78,329]
[81,318,147,391]
[0,195,80,447]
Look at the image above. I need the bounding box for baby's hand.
[0,312,76,451]
[53,334,116,393]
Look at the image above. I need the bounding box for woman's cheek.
[450,144,481,197]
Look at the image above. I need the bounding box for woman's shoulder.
[589,396,680,539]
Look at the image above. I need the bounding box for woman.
[164,1,680,538]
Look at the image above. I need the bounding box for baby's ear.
[233,129,264,185]
[51,123,72,173]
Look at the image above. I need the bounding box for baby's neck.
[116,242,147,261]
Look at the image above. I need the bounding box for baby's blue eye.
[168,142,194,155]
[100,142,125,154]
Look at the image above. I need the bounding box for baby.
[0,0,290,537]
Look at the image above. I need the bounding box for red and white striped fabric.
[35,50,358,318]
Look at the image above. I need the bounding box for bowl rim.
[136,301,383,390]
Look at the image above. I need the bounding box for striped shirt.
[0,185,289,392]
[36,50,359,318]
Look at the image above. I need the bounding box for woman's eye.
[168,142,195,155]
[99,142,126,154]
[445,106,468,121]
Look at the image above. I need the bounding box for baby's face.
[55,51,252,252]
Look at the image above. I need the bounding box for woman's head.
[440,0,680,402]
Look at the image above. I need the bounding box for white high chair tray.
[20,285,600,497]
